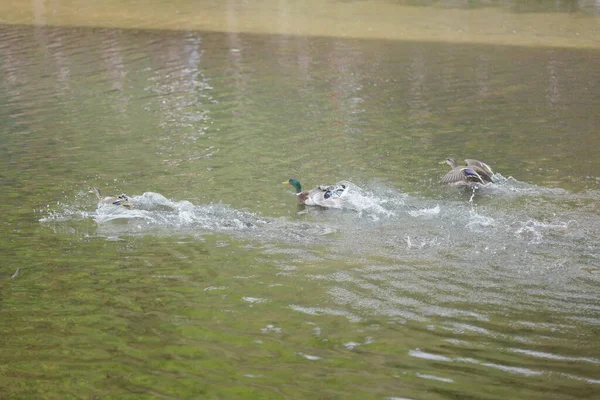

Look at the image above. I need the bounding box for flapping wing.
[465,159,493,176]
[440,168,483,185]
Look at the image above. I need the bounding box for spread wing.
[440,168,483,185]
[464,159,493,176]
[113,194,133,208]
[323,184,347,199]
[306,184,348,207]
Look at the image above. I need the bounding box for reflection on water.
[1,0,600,48]
[397,0,600,15]
[1,16,600,400]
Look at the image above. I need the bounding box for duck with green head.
[439,158,494,186]
[89,187,134,208]
[283,178,348,208]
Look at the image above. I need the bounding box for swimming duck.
[89,187,133,208]
[283,178,348,208]
[440,158,494,186]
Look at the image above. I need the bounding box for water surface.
[1,2,600,399]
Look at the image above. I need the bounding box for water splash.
[91,192,267,232]
[471,173,569,198]
[39,201,93,223]
[466,210,495,231]
[39,181,599,280]
[40,191,335,243]
[320,181,400,219]
[514,219,573,244]
[408,205,440,217]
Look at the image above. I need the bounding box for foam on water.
[39,180,600,274]
[295,179,600,337]
[407,205,440,218]
[466,210,495,231]
[320,181,400,219]
[40,191,339,243]
[39,205,90,223]
[461,173,571,199]
[95,192,265,230]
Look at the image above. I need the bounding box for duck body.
[440,158,494,186]
[283,179,348,208]
[89,187,133,208]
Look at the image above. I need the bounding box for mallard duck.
[283,178,348,208]
[440,158,494,186]
[89,187,133,208]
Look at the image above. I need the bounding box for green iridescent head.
[283,178,302,193]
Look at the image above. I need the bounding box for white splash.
[408,205,440,217]
[415,373,454,383]
[260,324,282,334]
[297,352,322,361]
[331,181,399,218]
[243,296,268,304]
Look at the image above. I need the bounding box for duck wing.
[470,166,493,183]
[102,194,133,208]
[306,184,348,207]
[114,194,133,208]
[464,159,493,176]
[323,184,347,199]
[440,168,484,185]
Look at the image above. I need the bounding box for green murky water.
[1,1,600,399]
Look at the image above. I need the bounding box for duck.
[283,178,348,208]
[440,158,494,186]
[89,187,133,208]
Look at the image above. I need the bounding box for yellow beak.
[282,181,289,185]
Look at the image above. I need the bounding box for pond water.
[1,1,600,399]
